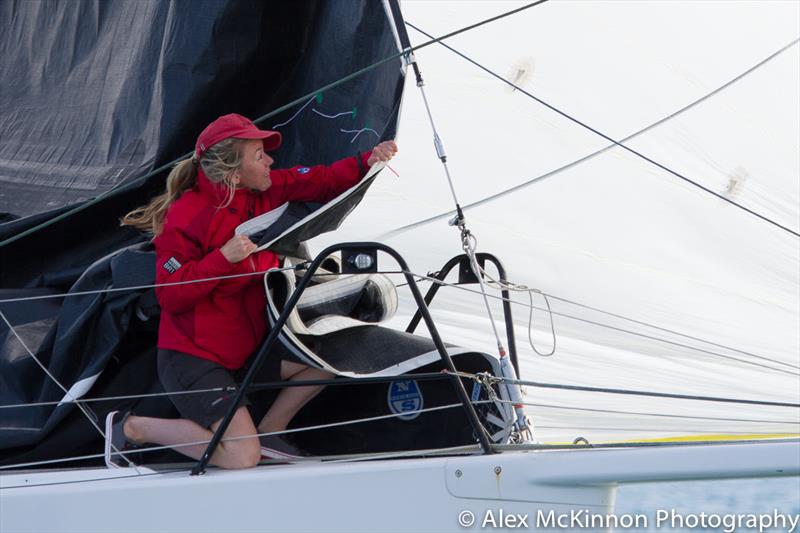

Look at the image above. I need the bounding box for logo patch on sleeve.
[297,167,310,174]
[162,257,182,274]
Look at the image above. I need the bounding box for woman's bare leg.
[124,406,261,469]
[257,360,334,433]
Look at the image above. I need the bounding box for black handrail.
[192,242,494,475]
[405,253,520,377]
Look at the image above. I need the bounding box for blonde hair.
[121,138,243,235]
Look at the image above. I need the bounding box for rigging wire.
[386,0,535,436]
[382,35,799,239]
[403,23,800,238]
[374,30,800,370]
[0,0,548,249]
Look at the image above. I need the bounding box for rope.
[409,271,799,377]
[381,36,800,240]
[460,230,504,353]
[463,234,557,357]
[0,1,548,249]
[404,23,800,238]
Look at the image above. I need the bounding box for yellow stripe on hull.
[545,434,800,445]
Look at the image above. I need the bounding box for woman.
[110,113,397,468]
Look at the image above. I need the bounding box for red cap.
[194,113,282,159]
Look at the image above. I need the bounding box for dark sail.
[0,0,407,464]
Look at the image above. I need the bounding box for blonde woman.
[109,113,397,468]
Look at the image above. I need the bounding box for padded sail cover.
[263,269,515,451]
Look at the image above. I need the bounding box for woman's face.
[236,139,274,191]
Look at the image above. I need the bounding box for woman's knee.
[217,437,261,469]
[211,406,261,469]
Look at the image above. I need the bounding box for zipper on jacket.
[246,195,256,272]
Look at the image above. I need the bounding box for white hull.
[2,439,797,532]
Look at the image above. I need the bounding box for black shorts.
[157,349,288,429]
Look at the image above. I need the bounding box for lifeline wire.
[0,401,483,471]
[396,272,759,371]
[3,349,795,428]
[542,292,800,372]
[0,309,141,472]
[401,266,797,373]
[505,376,800,409]
[2,265,790,377]
[0,0,548,249]
[385,31,800,240]
[405,23,800,238]
[444,369,799,409]
[1,366,794,473]
[408,271,799,377]
[5,381,792,473]
[514,400,799,426]
[0,265,299,304]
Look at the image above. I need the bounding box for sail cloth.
[0,0,405,287]
[310,1,800,443]
[236,162,386,258]
[0,0,406,464]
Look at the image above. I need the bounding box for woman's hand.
[367,140,398,167]
[220,234,257,263]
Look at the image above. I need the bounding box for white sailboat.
[1,1,798,532]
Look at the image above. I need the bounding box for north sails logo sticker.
[297,167,310,174]
[162,257,182,274]
[387,380,423,421]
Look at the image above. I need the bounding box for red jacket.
[154,153,370,369]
